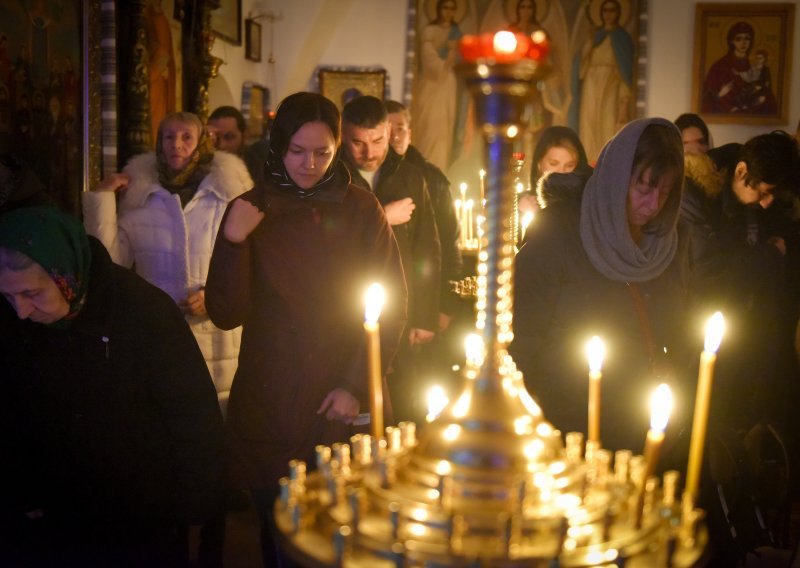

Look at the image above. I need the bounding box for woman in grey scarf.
[510,118,686,452]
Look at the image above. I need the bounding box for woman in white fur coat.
[83,111,253,415]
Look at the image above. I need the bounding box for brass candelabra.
[275,34,707,567]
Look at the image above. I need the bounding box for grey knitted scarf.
[579,117,682,283]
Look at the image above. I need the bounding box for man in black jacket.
[341,96,441,424]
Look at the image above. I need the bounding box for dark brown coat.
[206,177,407,489]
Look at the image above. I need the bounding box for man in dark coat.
[680,131,800,426]
[341,95,441,424]
[0,207,225,567]
[385,99,462,331]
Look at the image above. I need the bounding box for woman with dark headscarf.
[83,111,252,413]
[510,118,687,452]
[205,92,407,566]
[0,206,223,567]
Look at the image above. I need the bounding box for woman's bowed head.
[580,118,683,283]
[0,207,89,326]
[223,92,340,244]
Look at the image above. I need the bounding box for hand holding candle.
[586,336,606,443]
[685,312,725,503]
[364,283,387,439]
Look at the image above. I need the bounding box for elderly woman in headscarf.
[510,118,687,452]
[205,91,407,566]
[0,206,223,566]
[83,111,252,414]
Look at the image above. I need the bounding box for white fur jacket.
[83,151,253,413]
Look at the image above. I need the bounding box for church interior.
[1,1,800,567]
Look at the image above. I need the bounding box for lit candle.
[635,384,673,528]
[586,336,606,443]
[520,211,534,238]
[364,283,387,440]
[684,312,725,503]
[464,333,485,370]
[493,30,517,54]
[479,169,486,203]
[642,383,673,482]
[426,385,449,422]
[465,199,475,246]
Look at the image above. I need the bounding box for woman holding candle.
[510,118,687,452]
[205,92,406,566]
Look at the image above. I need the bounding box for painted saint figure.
[570,0,634,162]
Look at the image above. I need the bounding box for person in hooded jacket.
[82,111,253,414]
[205,92,407,567]
[510,118,687,452]
[0,207,224,567]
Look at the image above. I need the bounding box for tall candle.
[364,283,387,440]
[685,312,725,502]
[586,336,605,443]
[466,200,475,245]
[637,382,673,531]
[479,169,486,203]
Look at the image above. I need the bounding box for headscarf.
[0,206,91,326]
[265,145,344,199]
[579,118,683,283]
[265,92,345,199]
[155,112,215,206]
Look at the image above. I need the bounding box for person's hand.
[181,289,207,316]
[719,81,734,98]
[384,198,415,226]
[768,235,786,256]
[317,388,359,424]
[438,312,452,333]
[409,328,435,345]
[94,172,130,193]
[224,198,265,243]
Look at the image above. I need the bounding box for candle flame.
[479,169,486,179]
[649,383,673,432]
[459,182,467,193]
[531,30,546,44]
[364,283,386,324]
[426,385,449,422]
[493,30,518,54]
[521,211,534,233]
[586,336,606,373]
[465,333,485,367]
[704,312,725,353]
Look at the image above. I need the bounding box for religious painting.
[692,3,794,125]
[0,0,82,216]
[241,82,270,145]
[318,68,387,111]
[211,0,242,45]
[143,0,183,146]
[407,0,645,179]
[245,19,262,62]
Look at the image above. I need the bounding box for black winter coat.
[0,238,224,563]
[346,149,441,332]
[405,145,462,315]
[510,174,689,451]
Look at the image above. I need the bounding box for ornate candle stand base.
[275,54,707,567]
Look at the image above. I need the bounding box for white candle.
[364,283,387,440]
[685,312,725,503]
[585,336,606,444]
